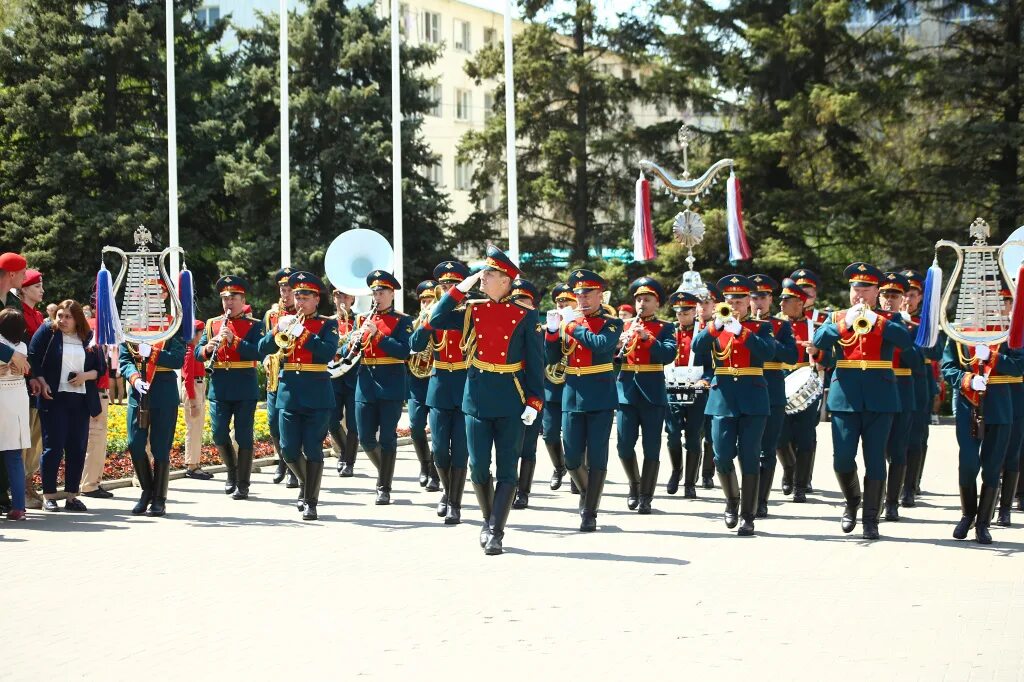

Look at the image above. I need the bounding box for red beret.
[0,252,27,272]
[21,269,41,287]
[194,320,205,331]
[618,304,635,314]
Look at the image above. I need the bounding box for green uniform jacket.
[257,315,339,411]
[941,338,1024,425]
[693,320,774,417]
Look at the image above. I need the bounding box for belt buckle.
[859,360,867,371]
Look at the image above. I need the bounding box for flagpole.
[503,0,518,264]
[280,0,291,268]
[391,0,404,311]
[165,0,179,279]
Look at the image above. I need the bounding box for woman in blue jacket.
[28,300,105,512]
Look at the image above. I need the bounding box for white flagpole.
[280,0,291,268]
[391,0,404,311]
[503,0,519,264]
[165,0,179,279]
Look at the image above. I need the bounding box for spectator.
[0,252,29,513]
[82,304,94,320]
[0,308,30,520]
[617,303,636,321]
[17,269,46,509]
[181,321,212,480]
[81,312,114,499]
[28,299,105,512]
[46,303,57,321]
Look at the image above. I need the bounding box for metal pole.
[391,0,404,311]
[503,0,519,264]
[280,0,291,268]
[165,0,179,279]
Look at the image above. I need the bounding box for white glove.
[137,343,152,358]
[521,405,538,426]
[971,375,988,391]
[456,271,482,293]
[560,308,582,324]
[546,310,561,332]
[844,306,860,327]
[278,315,296,331]
[863,309,878,326]
[133,378,150,395]
[714,316,726,330]
[288,322,305,338]
[974,344,991,361]
[725,318,742,335]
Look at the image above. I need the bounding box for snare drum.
[784,366,823,415]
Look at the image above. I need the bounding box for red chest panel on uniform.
[675,326,696,364]
[286,317,327,364]
[471,300,527,364]
[337,316,353,336]
[211,316,255,362]
[961,343,1003,377]
[625,318,665,364]
[836,311,886,361]
[716,320,760,368]
[435,329,465,363]
[567,315,607,367]
[361,312,402,359]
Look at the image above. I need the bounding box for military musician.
[408,280,441,491]
[509,278,544,510]
[263,267,298,488]
[542,283,576,490]
[329,287,359,477]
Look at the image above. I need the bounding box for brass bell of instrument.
[715,302,733,320]
[544,356,568,385]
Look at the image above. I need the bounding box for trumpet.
[850,302,873,335]
[274,312,307,352]
[715,302,735,323]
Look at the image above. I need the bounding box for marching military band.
[117,244,1024,553]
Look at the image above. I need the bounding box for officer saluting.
[664,291,712,498]
[812,262,914,540]
[257,271,339,520]
[615,276,676,514]
[348,270,412,505]
[429,246,543,555]
[195,276,265,499]
[545,269,622,532]
[693,275,774,536]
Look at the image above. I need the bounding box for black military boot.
[411,434,431,488]
[793,448,812,503]
[545,440,566,490]
[436,467,451,518]
[271,437,287,484]
[288,458,307,511]
[862,478,883,540]
[218,443,237,495]
[579,469,607,532]
[835,470,862,534]
[756,466,774,519]
[473,476,495,546]
[915,448,926,495]
[147,460,170,517]
[512,459,536,510]
[637,459,659,515]
[302,460,324,521]
[777,443,796,496]
[701,439,716,489]
[975,483,997,544]
[567,466,588,510]
[997,471,1019,527]
[665,443,683,495]
[683,447,700,498]
[570,449,589,494]
[446,468,467,526]
[622,455,641,510]
[364,444,381,472]
[901,448,921,507]
[807,449,817,494]
[233,448,254,500]
[375,448,397,505]
[953,483,978,540]
[1016,474,1024,511]
[719,469,740,529]
[738,473,759,536]
[484,482,517,555]
[426,462,441,492]
[131,456,154,516]
[884,464,906,521]
[340,429,359,477]
[329,423,346,474]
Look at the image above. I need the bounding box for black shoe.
[621,456,640,510]
[666,469,682,496]
[953,483,978,540]
[411,435,431,488]
[272,456,287,485]
[570,478,579,494]
[545,440,566,490]
[512,490,529,509]
[339,462,354,477]
[232,487,249,500]
[285,470,299,489]
[835,470,861,534]
[185,468,213,481]
[666,443,683,495]
[637,459,659,515]
[301,460,324,521]
[550,468,566,490]
[737,473,758,536]
[755,467,773,519]
[683,484,697,499]
[132,456,153,515]
[375,448,397,505]
[862,478,883,540]
[997,471,1019,528]
[64,497,88,512]
[780,469,794,496]
[884,502,900,522]
[43,499,59,512]
[446,468,466,526]
[232,448,254,501]
[437,493,448,518]
[719,470,740,529]
[701,476,714,490]
[579,469,606,532]
[218,443,237,495]
[513,459,535,510]
[82,487,114,499]
[1016,494,1024,512]
[484,483,516,555]
[473,477,495,545]
[793,488,807,503]
[884,463,905,522]
[997,508,1011,527]
[975,483,997,544]
[436,467,451,518]
[426,464,441,493]
[147,460,170,517]
[302,503,318,521]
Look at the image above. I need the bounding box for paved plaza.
[4,423,1024,681]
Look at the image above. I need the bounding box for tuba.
[324,229,395,296]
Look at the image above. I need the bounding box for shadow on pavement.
[503,547,689,565]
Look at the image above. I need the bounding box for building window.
[454,19,471,52]
[455,162,473,190]
[483,27,497,46]
[420,10,441,44]
[483,92,495,121]
[483,183,498,212]
[455,89,472,121]
[427,84,442,117]
[427,162,444,186]
[197,5,220,27]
